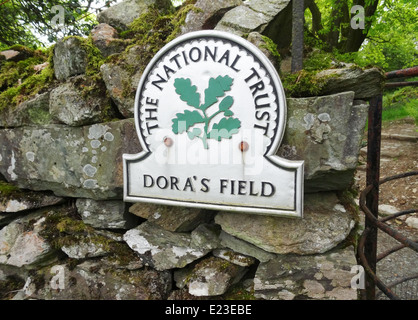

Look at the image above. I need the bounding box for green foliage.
[0,46,55,113]
[0,0,117,48]
[0,181,20,196]
[382,86,418,124]
[171,75,241,149]
[172,110,205,134]
[260,35,281,66]
[281,70,330,98]
[304,0,417,71]
[123,1,199,72]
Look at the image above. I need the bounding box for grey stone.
[253,246,358,300]
[180,0,242,34]
[215,192,356,255]
[0,210,56,268]
[278,92,368,192]
[190,223,221,250]
[0,49,32,62]
[315,65,384,99]
[406,217,418,229]
[76,198,138,229]
[49,79,114,126]
[0,190,63,213]
[123,221,212,270]
[61,240,110,259]
[97,0,173,31]
[129,202,214,232]
[213,248,255,267]
[28,260,171,300]
[91,23,128,57]
[53,37,88,81]
[184,256,247,296]
[0,92,55,128]
[219,230,275,263]
[215,0,292,48]
[100,62,138,118]
[0,119,141,199]
[0,50,22,61]
[246,32,279,69]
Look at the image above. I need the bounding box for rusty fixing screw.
[164,137,173,147]
[239,141,249,152]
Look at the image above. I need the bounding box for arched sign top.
[134,30,286,157]
[124,30,304,218]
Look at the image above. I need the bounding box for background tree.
[303,0,417,71]
[0,0,116,49]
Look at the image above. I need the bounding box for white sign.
[123,31,304,218]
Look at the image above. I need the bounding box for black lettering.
[145,108,158,121]
[143,174,154,188]
[181,50,189,65]
[254,94,270,109]
[255,110,270,121]
[220,179,228,193]
[151,73,167,91]
[156,176,168,189]
[218,50,230,66]
[170,176,179,190]
[204,46,217,62]
[146,123,159,135]
[238,180,246,195]
[183,177,195,192]
[189,47,202,62]
[254,123,269,136]
[244,67,260,83]
[230,54,241,72]
[261,181,275,197]
[169,54,182,69]
[230,179,235,195]
[249,181,259,196]
[249,80,265,96]
[145,97,159,106]
[163,64,176,79]
[200,178,210,192]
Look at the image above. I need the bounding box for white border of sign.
[123,30,304,218]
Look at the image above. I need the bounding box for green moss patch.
[0,46,55,113]
[0,181,20,197]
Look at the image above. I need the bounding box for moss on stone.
[281,70,325,97]
[0,275,26,300]
[222,283,257,300]
[110,0,198,74]
[0,181,20,197]
[0,46,55,113]
[260,35,281,66]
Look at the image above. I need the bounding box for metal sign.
[123,30,304,218]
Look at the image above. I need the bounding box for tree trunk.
[340,0,379,52]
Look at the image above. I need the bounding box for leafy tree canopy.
[304,0,417,71]
[0,0,116,50]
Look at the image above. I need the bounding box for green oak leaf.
[223,110,233,117]
[187,128,202,140]
[209,117,241,141]
[174,78,200,108]
[172,110,204,134]
[219,95,233,111]
[200,75,233,110]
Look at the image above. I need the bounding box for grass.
[382,85,418,124]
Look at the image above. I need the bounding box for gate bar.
[362,94,383,300]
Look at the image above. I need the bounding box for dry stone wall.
[0,0,384,300]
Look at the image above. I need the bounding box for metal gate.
[357,66,418,300]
